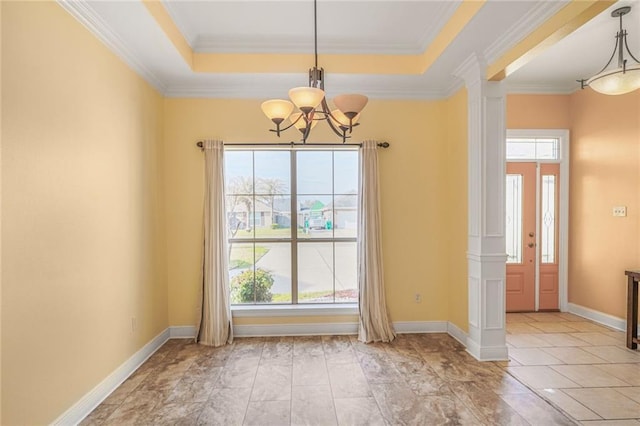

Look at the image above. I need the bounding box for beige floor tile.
[523,312,568,322]
[554,313,587,322]
[567,322,616,333]
[322,335,357,365]
[291,385,337,426]
[334,397,385,426]
[198,387,251,426]
[536,333,594,347]
[509,348,565,365]
[506,366,580,389]
[582,346,640,363]
[531,322,582,333]
[507,334,554,348]
[563,388,640,420]
[507,313,534,323]
[243,400,291,426]
[328,362,371,398]
[595,364,640,386]
[615,388,640,405]
[500,392,576,425]
[542,347,608,364]
[293,355,329,386]
[579,420,640,425]
[571,333,624,346]
[508,322,547,334]
[146,402,205,425]
[550,365,631,387]
[250,364,292,401]
[537,388,601,421]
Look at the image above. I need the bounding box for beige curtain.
[195,139,233,346]
[358,140,395,343]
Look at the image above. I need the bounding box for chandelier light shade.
[288,87,325,113]
[261,100,294,123]
[580,6,640,95]
[261,0,368,142]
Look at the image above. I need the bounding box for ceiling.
[59,0,640,99]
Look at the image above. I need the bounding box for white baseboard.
[394,321,448,334]
[52,328,169,426]
[466,339,509,361]
[446,321,469,347]
[567,302,626,331]
[169,325,197,338]
[171,321,459,338]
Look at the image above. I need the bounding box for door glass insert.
[506,174,523,264]
[541,175,556,263]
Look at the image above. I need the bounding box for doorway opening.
[505,130,569,313]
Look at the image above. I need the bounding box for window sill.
[231,303,358,318]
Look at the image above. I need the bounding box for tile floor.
[81,312,640,425]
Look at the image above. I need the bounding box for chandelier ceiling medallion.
[579,5,640,95]
[260,0,368,143]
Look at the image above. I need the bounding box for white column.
[454,55,508,361]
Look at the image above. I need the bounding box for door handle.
[529,232,534,237]
[528,242,535,248]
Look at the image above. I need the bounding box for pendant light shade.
[288,87,325,114]
[334,94,369,118]
[261,99,294,123]
[579,6,640,96]
[586,65,640,95]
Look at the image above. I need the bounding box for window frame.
[225,146,360,308]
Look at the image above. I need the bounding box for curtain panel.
[358,140,396,343]
[196,139,233,346]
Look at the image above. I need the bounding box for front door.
[506,162,560,312]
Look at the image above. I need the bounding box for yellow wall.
[163,98,454,326]
[2,3,168,424]
[507,93,640,320]
[445,88,468,332]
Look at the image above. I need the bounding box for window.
[506,137,559,160]
[224,148,359,305]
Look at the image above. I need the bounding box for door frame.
[506,129,570,311]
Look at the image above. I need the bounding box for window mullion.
[290,150,298,304]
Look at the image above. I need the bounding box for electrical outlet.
[613,206,627,217]
[414,293,422,303]
[131,317,137,333]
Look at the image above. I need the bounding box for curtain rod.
[196,141,390,149]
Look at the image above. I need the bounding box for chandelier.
[260,0,368,143]
[579,6,640,95]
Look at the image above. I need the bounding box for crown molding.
[163,82,449,100]
[483,0,569,65]
[57,0,167,93]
